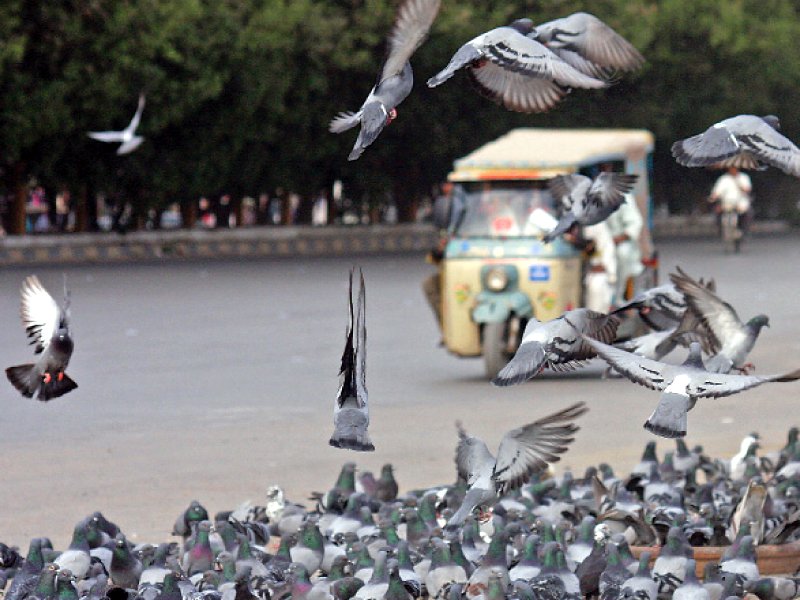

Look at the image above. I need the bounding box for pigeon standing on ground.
[445,402,588,529]
[87,93,146,155]
[6,276,77,401]
[671,267,770,374]
[330,269,374,452]
[329,0,441,160]
[671,115,800,176]
[426,18,607,113]
[491,309,619,386]
[575,331,800,438]
[542,172,639,243]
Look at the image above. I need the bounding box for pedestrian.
[605,192,644,304]
[581,222,617,313]
[216,193,232,228]
[311,190,328,226]
[709,166,752,234]
[55,189,72,232]
[197,196,216,229]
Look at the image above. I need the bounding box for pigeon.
[5,538,46,600]
[109,534,142,589]
[6,275,78,401]
[54,523,92,580]
[87,93,146,155]
[671,267,770,374]
[426,18,607,113]
[491,309,619,386]
[444,402,588,529]
[330,269,374,452]
[574,331,800,438]
[532,12,645,78]
[612,283,687,331]
[745,576,800,600]
[375,464,399,502]
[425,539,468,599]
[329,0,441,160]
[673,559,709,600]
[671,115,800,177]
[542,172,639,243]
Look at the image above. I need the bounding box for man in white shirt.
[710,167,752,214]
[605,193,644,304]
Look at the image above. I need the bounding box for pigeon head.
[508,18,535,35]
[762,115,781,130]
[746,314,769,330]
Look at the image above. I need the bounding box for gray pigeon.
[329,0,441,160]
[426,18,607,113]
[492,308,619,386]
[671,115,800,176]
[87,93,146,155]
[6,275,77,401]
[445,402,587,529]
[532,12,645,79]
[577,333,800,439]
[330,269,374,452]
[612,282,687,331]
[543,172,639,243]
[671,267,769,374]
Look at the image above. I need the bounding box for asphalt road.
[1,234,799,549]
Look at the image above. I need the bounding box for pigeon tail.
[542,214,577,244]
[5,364,37,398]
[38,372,78,401]
[329,433,375,452]
[643,392,689,439]
[329,111,361,134]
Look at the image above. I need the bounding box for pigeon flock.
[3,432,800,600]
[9,2,800,599]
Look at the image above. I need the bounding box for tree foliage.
[2,0,800,231]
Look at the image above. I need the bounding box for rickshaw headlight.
[486,267,509,292]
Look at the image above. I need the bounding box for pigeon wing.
[671,124,742,167]
[126,93,146,134]
[553,12,645,71]
[548,174,592,207]
[491,339,546,386]
[380,0,441,82]
[20,275,61,353]
[586,173,638,210]
[670,267,745,352]
[690,368,800,399]
[466,62,567,113]
[87,131,125,143]
[548,48,615,81]
[577,333,671,391]
[355,269,367,403]
[117,136,144,155]
[733,118,800,177]
[336,270,358,408]
[563,309,620,363]
[492,402,588,493]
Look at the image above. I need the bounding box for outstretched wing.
[381,0,441,81]
[466,62,567,113]
[87,131,125,143]
[690,368,800,399]
[548,174,592,208]
[336,270,358,408]
[586,173,638,210]
[576,332,671,391]
[355,269,367,402]
[670,267,745,351]
[563,309,620,363]
[731,117,800,177]
[492,402,588,493]
[20,275,61,353]
[126,93,146,134]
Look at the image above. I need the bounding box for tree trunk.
[77,185,89,232]
[9,162,28,235]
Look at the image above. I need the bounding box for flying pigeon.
[670,267,769,374]
[612,282,687,331]
[426,18,608,113]
[445,401,588,528]
[671,115,800,177]
[87,93,146,155]
[575,333,800,439]
[6,275,77,401]
[542,172,639,243]
[329,0,441,160]
[491,308,619,386]
[330,268,374,452]
[532,12,645,79]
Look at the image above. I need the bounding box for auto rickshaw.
[432,127,656,378]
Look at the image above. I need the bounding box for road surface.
[1,234,799,548]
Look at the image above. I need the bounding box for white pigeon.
[88,93,146,155]
[445,402,588,529]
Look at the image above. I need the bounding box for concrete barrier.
[0,219,792,266]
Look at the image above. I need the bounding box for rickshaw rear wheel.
[482,321,509,379]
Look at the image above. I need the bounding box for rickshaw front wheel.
[482,321,509,379]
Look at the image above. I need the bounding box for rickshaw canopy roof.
[449,128,655,181]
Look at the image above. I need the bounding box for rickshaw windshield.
[452,183,559,238]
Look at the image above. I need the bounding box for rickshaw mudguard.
[471,290,533,323]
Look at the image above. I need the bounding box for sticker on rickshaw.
[454,283,472,305]
[529,265,550,281]
[537,290,557,311]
